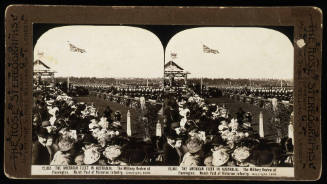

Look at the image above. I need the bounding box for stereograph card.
[4,5,323,180]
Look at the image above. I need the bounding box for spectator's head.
[166,131,177,146]
[58,135,75,152]
[186,136,203,154]
[175,135,185,148]
[244,112,252,122]
[186,111,190,118]
[36,127,50,145]
[204,156,213,166]
[74,154,84,165]
[114,111,121,121]
[281,137,294,153]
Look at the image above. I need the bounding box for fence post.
[272,98,278,111]
[288,111,294,145]
[156,120,162,137]
[259,111,264,138]
[140,97,146,111]
[127,110,132,137]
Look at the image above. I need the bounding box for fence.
[90,91,162,110]
[223,92,293,112]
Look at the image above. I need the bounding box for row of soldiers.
[91,86,164,101]
[220,87,293,102]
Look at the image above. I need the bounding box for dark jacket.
[163,143,180,166]
[32,141,51,165]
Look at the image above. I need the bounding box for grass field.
[74,96,147,139]
[206,97,276,140]
[75,96,278,141]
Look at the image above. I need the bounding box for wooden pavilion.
[164,60,190,87]
[33,59,56,86]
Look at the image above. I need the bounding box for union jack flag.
[68,41,86,53]
[203,44,219,54]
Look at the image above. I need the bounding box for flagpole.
[200,77,203,94]
[67,76,70,93]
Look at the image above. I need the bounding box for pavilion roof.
[164,60,184,72]
[34,59,56,73]
[34,59,51,70]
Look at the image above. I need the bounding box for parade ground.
[73,96,146,139]
[205,97,275,140]
[74,95,276,141]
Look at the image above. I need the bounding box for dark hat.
[36,127,50,138]
[77,103,86,111]
[83,134,97,145]
[108,136,129,146]
[211,135,225,146]
[249,143,274,166]
[124,148,146,165]
[166,131,178,140]
[176,134,187,143]
[185,120,199,131]
[236,138,260,148]
[217,117,228,123]
[53,118,63,126]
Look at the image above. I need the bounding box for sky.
[34,26,164,78]
[34,26,293,79]
[165,27,294,79]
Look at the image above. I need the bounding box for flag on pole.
[68,41,86,53]
[203,44,219,54]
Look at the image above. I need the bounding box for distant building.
[33,59,56,86]
[164,60,190,88]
